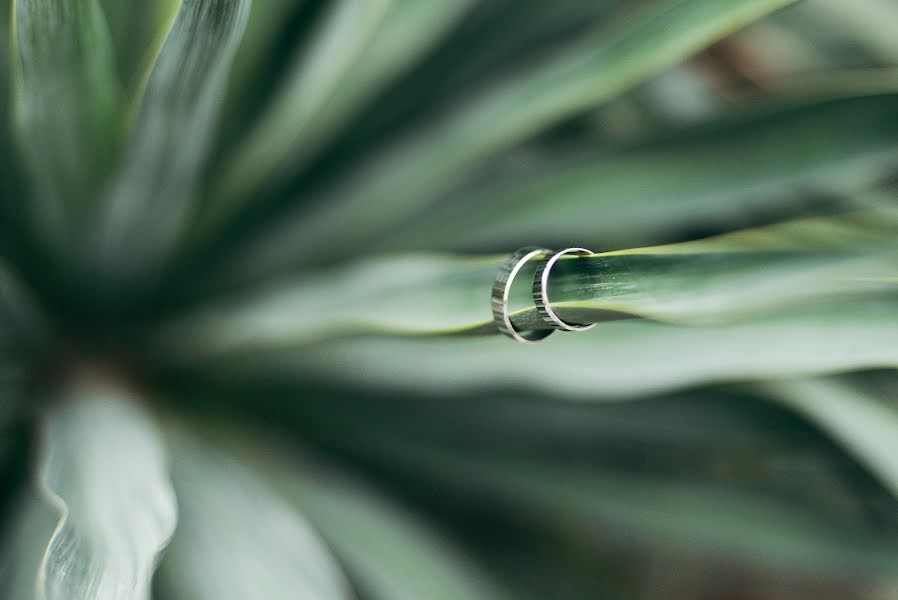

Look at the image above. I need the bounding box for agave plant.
[0,0,897,598]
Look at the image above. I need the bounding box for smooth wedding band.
[492,246,554,343]
[533,247,597,332]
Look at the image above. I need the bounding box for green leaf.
[767,378,898,501]
[157,427,351,600]
[225,0,796,276]
[165,210,898,357]
[90,0,251,277]
[173,426,508,600]
[283,404,898,577]
[99,0,180,98]
[388,89,898,252]
[0,258,48,351]
[366,438,898,575]
[259,448,507,600]
[33,373,177,600]
[12,0,122,241]
[207,0,476,227]
[216,297,898,401]
[1,492,59,600]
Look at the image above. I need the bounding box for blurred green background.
[1,1,898,599]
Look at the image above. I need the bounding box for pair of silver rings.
[491,246,596,343]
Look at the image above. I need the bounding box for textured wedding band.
[492,246,553,343]
[533,247,597,332]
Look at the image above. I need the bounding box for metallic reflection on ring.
[533,247,597,332]
[491,246,554,343]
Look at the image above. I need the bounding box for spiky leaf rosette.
[0,1,897,598]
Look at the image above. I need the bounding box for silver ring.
[533,247,597,332]
[492,246,553,343]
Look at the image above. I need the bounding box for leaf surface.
[166,210,898,357]
[35,374,177,600]
[768,378,898,501]
[12,0,121,241]
[227,0,796,275]
[209,0,477,225]
[92,0,250,276]
[390,89,898,252]
[157,428,351,600]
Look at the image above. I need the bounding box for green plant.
[0,0,897,598]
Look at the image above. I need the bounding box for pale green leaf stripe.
[345,432,898,575]
[209,0,476,226]
[245,298,898,401]
[12,0,121,241]
[390,89,898,252]
[165,210,898,357]
[34,374,177,600]
[768,379,898,501]
[157,429,351,600]
[91,0,250,275]
[231,0,796,275]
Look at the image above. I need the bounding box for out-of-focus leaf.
[99,0,179,97]
[389,89,898,252]
[257,446,507,600]
[208,0,476,226]
[91,0,250,277]
[217,297,898,401]
[226,0,796,276]
[768,378,898,501]
[0,492,59,599]
[157,427,350,600]
[34,373,177,600]
[12,0,121,241]
[335,430,898,576]
[218,0,305,141]
[0,258,47,350]
[166,211,897,356]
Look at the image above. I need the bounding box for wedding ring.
[533,247,597,332]
[492,246,554,343]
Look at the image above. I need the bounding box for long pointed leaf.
[165,210,898,356]
[91,0,250,277]
[261,449,506,600]
[12,0,121,242]
[219,297,898,401]
[34,374,177,600]
[228,0,796,275]
[157,427,351,600]
[768,378,898,501]
[342,430,898,576]
[208,0,476,226]
[389,88,898,252]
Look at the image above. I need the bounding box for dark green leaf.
[223,0,797,275]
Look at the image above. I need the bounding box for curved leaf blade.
[157,428,351,600]
[35,373,177,600]
[264,451,506,600]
